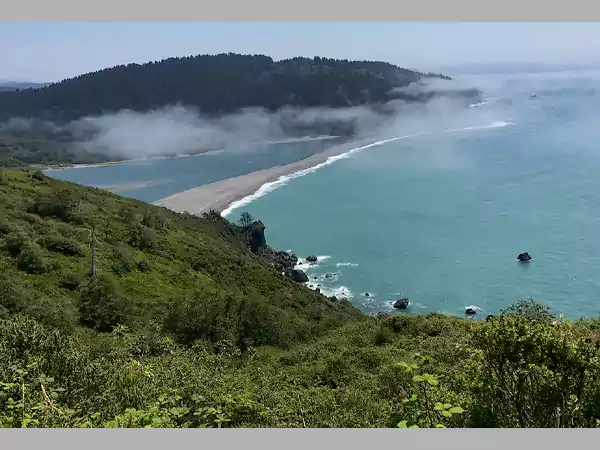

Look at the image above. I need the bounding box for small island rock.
[393,298,410,309]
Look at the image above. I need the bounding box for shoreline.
[42,135,341,173]
[43,149,226,172]
[154,134,399,217]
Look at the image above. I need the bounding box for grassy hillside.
[1,168,600,428]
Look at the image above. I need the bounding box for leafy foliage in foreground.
[2,169,600,427]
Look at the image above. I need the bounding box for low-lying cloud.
[0,78,494,161]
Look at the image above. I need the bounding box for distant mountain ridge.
[0,81,50,92]
[0,53,473,122]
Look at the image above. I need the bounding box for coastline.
[42,149,226,172]
[154,134,401,217]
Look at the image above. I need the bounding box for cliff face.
[245,220,299,276]
[248,221,267,253]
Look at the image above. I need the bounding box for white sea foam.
[468,100,488,108]
[221,120,516,217]
[293,255,332,272]
[221,135,419,217]
[316,285,354,299]
[335,262,359,268]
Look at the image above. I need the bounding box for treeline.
[0,54,457,121]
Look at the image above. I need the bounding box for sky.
[2,22,600,82]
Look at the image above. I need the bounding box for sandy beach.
[154,136,381,217]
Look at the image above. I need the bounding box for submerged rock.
[289,269,309,283]
[325,273,334,279]
[393,298,410,309]
[517,252,532,262]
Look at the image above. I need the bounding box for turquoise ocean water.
[50,70,600,318]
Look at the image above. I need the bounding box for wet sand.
[154,136,380,217]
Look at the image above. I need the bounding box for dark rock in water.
[306,255,318,262]
[289,269,309,283]
[313,277,318,280]
[517,252,532,262]
[393,298,410,309]
[325,273,334,279]
[364,292,370,297]
[465,308,477,316]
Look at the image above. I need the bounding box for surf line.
[221,121,516,217]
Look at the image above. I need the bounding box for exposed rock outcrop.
[248,221,267,254]
[306,255,318,262]
[393,298,409,309]
[517,252,532,262]
[289,269,309,283]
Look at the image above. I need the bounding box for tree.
[238,212,254,228]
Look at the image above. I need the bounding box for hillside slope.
[1,169,598,428]
[0,54,455,121]
[0,168,362,348]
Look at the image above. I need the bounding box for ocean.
[49,69,600,319]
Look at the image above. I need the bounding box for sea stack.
[306,255,318,263]
[393,298,410,310]
[517,252,532,262]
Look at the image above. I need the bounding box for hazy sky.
[2,22,600,82]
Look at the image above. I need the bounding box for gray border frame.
[3,7,600,449]
[4,2,600,20]
[2,428,599,448]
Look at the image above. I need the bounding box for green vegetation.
[1,169,600,428]
[0,54,456,122]
[0,54,479,167]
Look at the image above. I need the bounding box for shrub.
[128,222,158,251]
[17,243,50,274]
[500,299,555,324]
[2,231,29,256]
[40,234,85,257]
[78,274,133,332]
[60,272,84,291]
[32,170,46,182]
[28,189,83,224]
[111,246,135,277]
[467,313,600,427]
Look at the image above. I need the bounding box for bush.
[2,231,29,256]
[40,234,85,257]
[28,189,83,224]
[136,258,151,272]
[60,272,84,291]
[78,274,133,332]
[0,275,27,314]
[128,223,158,251]
[17,243,50,274]
[500,299,555,324]
[111,246,135,277]
[468,314,600,427]
[32,170,46,182]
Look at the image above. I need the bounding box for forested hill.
[0,54,456,121]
